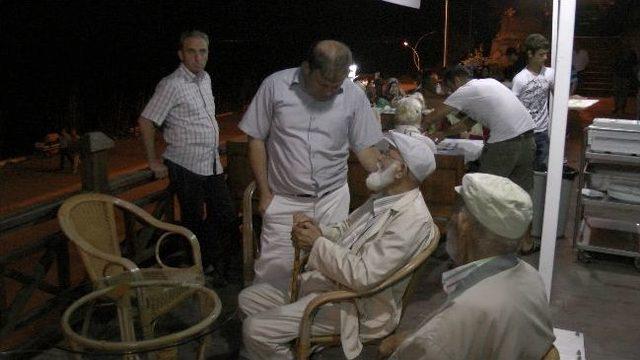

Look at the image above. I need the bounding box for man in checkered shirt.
[138,30,237,279]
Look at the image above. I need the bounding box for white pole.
[443,0,449,67]
[539,0,576,300]
[551,0,559,70]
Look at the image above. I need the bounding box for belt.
[501,130,533,142]
[293,188,336,199]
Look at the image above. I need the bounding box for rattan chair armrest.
[112,198,203,272]
[154,231,203,272]
[242,181,257,286]
[296,233,440,359]
[297,290,358,359]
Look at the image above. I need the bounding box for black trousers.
[166,160,238,269]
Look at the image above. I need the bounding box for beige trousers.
[238,283,341,360]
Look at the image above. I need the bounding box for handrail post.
[79,132,115,193]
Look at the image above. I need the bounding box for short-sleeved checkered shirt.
[141,64,222,176]
[239,67,383,196]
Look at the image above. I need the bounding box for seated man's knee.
[242,314,271,345]
[238,286,257,317]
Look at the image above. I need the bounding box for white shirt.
[141,64,222,176]
[239,67,382,196]
[512,67,555,133]
[444,79,534,143]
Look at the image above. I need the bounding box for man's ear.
[177,49,184,62]
[396,162,408,179]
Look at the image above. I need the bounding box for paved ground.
[3,98,640,359]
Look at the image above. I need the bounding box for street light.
[402,31,436,72]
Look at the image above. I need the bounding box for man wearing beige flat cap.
[380,173,555,360]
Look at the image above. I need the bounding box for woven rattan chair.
[58,193,206,355]
[241,181,259,287]
[294,232,439,359]
[542,345,560,360]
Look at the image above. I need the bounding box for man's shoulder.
[456,260,546,310]
[512,69,531,84]
[393,189,432,220]
[264,67,299,85]
[156,66,190,88]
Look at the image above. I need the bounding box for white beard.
[366,161,400,192]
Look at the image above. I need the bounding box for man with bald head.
[239,40,383,288]
[380,173,555,360]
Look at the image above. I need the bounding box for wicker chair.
[58,193,206,355]
[542,345,560,360]
[241,181,260,287]
[294,232,439,359]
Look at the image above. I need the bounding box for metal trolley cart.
[573,121,640,270]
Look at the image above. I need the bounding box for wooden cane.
[289,244,302,303]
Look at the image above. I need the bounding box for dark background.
[1,0,513,159]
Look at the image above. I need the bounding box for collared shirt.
[441,257,494,294]
[239,67,383,196]
[141,64,222,176]
[394,124,421,136]
[338,192,406,249]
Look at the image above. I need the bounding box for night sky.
[0,0,509,158]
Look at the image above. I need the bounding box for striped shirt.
[339,192,405,249]
[141,64,222,176]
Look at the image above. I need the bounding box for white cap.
[455,173,533,239]
[380,131,436,182]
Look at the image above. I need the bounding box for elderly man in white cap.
[238,132,439,359]
[380,173,555,360]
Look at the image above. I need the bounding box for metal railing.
[0,132,174,356]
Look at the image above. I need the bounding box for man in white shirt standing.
[239,40,382,289]
[512,33,555,171]
[425,65,536,192]
[138,30,237,278]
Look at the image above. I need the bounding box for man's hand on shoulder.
[149,159,168,179]
[292,220,322,251]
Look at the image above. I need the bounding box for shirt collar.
[371,192,406,217]
[395,125,421,135]
[179,63,205,83]
[290,66,345,95]
[442,257,495,295]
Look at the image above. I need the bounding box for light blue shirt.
[239,67,383,196]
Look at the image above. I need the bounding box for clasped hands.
[291,213,322,251]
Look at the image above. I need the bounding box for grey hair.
[395,97,423,126]
[179,30,210,49]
